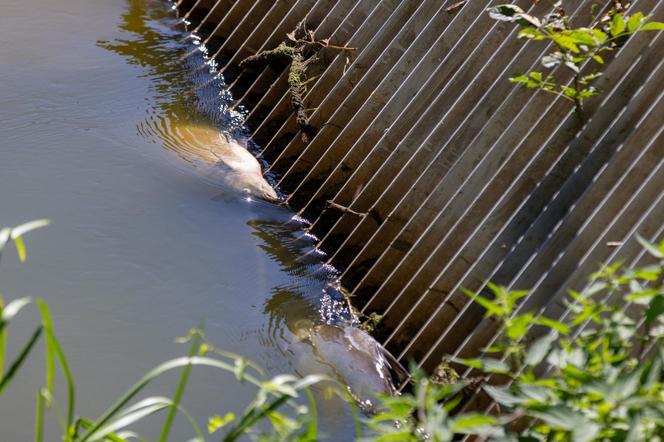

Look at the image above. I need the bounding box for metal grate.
[174,0,664,372]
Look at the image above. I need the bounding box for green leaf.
[208,413,235,434]
[510,74,529,84]
[453,357,511,374]
[507,313,534,341]
[508,289,529,305]
[536,317,570,335]
[36,300,76,434]
[640,21,664,31]
[14,236,26,262]
[566,29,600,46]
[530,405,578,430]
[482,344,504,353]
[1,297,33,323]
[158,329,201,442]
[266,410,299,437]
[10,219,50,239]
[87,397,188,442]
[4,220,50,262]
[551,34,580,53]
[79,356,250,442]
[450,414,497,433]
[590,29,608,44]
[483,385,523,407]
[0,300,4,379]
[0,326,43,395]
[646,295,664,325]
[525,331,558,366]
[294,374,327,390]
[76,419,131,442]
[463,289,504,317]
[573,423,601,442]
[581,72,602,84]
[0,228,11,255]
[517,384,551,403]
[593,55,604,64]
[35,389,45,442]
[627,12,645,33]
[626,289,661,304]
[234,357,248,381]
[610,14,626,37]
[561,85,577,98]
[637,235,664,258]
[303,389,319,441]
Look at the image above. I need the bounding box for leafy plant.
[371,236,663,441]
[467,237,664,441]
[488,2,664,118]
[3,220,663,441]
[0,222,328,442]
[364,369,501,441]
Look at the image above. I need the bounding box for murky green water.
[0,0,356,439]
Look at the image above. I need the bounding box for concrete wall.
[175,0,664,372]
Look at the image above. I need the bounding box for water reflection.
[96,1,370,435]
[98,0,354,380]
[97,0,246,165]
[250,218,352,331]
[0,0,361,438]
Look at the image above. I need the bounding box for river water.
[0,0,357,439]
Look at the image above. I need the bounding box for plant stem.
[158,331,201,442]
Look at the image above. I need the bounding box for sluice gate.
[173,0,664,374]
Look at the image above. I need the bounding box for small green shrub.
[368,235,664,441]
[488,2,664,118]
[2,221,662,441]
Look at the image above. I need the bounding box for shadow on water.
[97,0,370,416]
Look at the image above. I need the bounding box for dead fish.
[292,320,408,408]
[162,123,279,202]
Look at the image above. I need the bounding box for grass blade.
[6,220,50,263]
[90,403,170,441]
[224,396,289,442]
[90,397,204,442]
[0,326,43,394]
[0,227,11,262]
[339,388,363,440]
[14,236,27,262]
[43,326,55,404]
[0,297,5,378]
[1,297,33,324]
[37,301,76,439]
[77,418,131,442]
[10,220,51,239]
[35,389,45,442]
[80,357,247,442]
[303,389,318,441]
[158,331,201,442]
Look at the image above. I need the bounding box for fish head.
[240,175,280,202]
